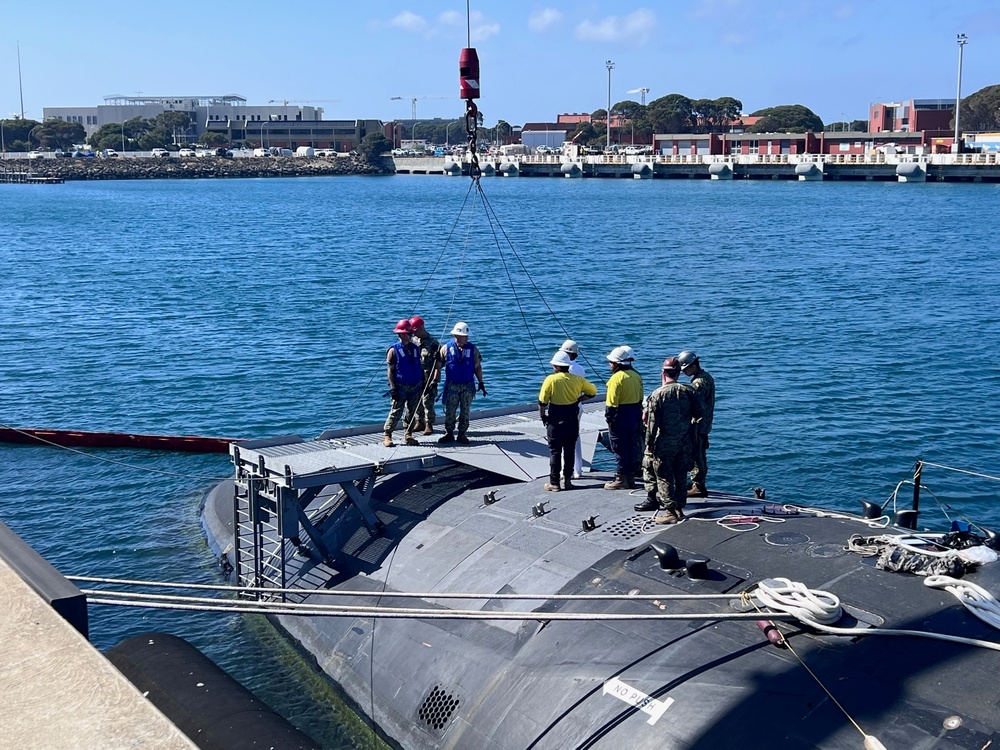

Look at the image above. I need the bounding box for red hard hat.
[394,319,413,333]
[662,357,681,372]
[408,315,425,330]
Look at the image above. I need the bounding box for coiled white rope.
[754,577,843,625]
[752,577,1000,652]
[924,575,1000,630]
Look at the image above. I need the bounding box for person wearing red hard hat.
[383,319,422,447]
[636,356,702,524]
[408,315,440,436]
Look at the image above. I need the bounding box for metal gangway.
[229,402,607,598]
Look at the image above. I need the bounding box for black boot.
[634,492,659,512]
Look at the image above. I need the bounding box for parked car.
[53,149,69,158]
[100,149,119,158]
[178,148,196,158]
[27,150,46,159]
[151,148,170,158]
[71,150,95,159]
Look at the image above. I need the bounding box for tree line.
[4,85,998,154]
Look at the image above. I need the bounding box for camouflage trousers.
[443,382,475,436]
[414,377,437,428]
[642,443,694,511]
[383,384,421,435]
[689,432,710,486]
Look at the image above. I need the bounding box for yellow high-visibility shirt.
[605,368,643,406]
[539,372,598,406]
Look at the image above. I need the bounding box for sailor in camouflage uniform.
[383,319,423,448]
[678,350,715,497]
[433,321,486,444]
[409,315,440,436]
[635,357,702,523]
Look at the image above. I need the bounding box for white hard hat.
[606,346,629,364]
[621,346,636,362]
[550,351,573,367]
[450,321,470,336]
[559,339,579,355]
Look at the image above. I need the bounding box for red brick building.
[869,99,954,133]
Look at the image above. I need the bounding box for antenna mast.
[17,42,25,118]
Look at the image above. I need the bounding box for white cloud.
[529,8,563,33]
[438,10,500,42]
[575,9,657,45]
[390,11,428,34]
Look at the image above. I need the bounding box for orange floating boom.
[0,427,236,454]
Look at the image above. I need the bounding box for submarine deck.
[202,406,1000,749]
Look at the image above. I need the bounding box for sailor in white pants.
[560,339,586,478]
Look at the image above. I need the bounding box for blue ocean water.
[2,174,999,746]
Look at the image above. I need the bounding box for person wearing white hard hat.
[603,345,644,490]
[433,321,486,444]
[539,350,597,491]
[560,339,587,478]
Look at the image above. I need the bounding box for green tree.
[568,122,599,146]
[1,118,41,150]
[89,123,127,151]
[959,84,1000,131]
[747,104,824,133]
[199,131,229,146]
[646,94,694,133]
[138,127,172,150]
[29,118,85,149]
[359,132,391,164]
[692,99,719,133]
[714,97,743,131]
[154,111,192,145]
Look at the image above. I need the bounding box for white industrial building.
[43,94,324,140]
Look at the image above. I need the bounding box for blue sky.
[3,1,999,127]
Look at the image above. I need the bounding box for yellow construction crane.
[390,96,451,121]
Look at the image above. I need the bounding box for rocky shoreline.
[1,156,394,181]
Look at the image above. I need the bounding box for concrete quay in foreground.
[0,536,197,750]
[394,151,1000,182]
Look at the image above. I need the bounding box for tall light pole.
[605,60,615,150]
[446,121,456,147]
[953,33,968,154]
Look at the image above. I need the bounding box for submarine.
[199,401,1000,749]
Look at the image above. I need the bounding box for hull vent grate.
[600,515,645,540]
[418,685,460,731]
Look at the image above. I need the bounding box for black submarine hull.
[201,461,1000,750]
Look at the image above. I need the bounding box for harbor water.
[2,174,999,747]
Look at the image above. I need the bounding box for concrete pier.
[0,529,197,749]
[392,152,1000,182]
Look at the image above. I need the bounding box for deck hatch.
[418,685,460,731]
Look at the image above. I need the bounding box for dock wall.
[393,152,1000,182]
